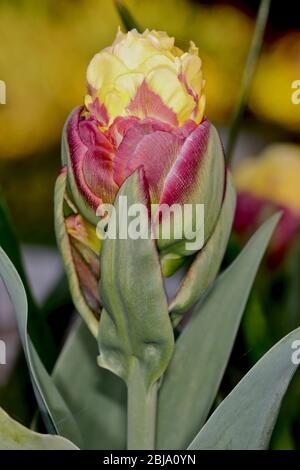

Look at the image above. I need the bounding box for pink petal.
[159,119,211,207]
[155,119,226,252]
[106,116,141,147]
[127,80,178,127]
[234,191,265,235]
[174,119,198,140]
[86,96,109,127]
[113,121,183,203]
[67,107,118,210]
[234,192,300,268]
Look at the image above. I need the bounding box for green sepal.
[54,168,99,338]
[98,169,174,389]
[169,173,236,324]
[160,252,186,278]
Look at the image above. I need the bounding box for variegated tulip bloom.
[55,29,236,336]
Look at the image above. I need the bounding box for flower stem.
[226,0,271,166]
[127,361,158,450]
[115,0,141,32]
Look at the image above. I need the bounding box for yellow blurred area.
[234,143,300,215]
[0,0,120,159]
[250,32,300,133]
[0,0,299,161]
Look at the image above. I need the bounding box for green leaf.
[53,321,126,450]
[243,290,272,363]
[40,272,71,319]
[0,407,78,450]
[115,0,141,32]
[0,192,56,368]
[169,173,236,324]
[54,168,99,338]
[0,192,31,298]
[157,213,280,449]
[0,246,81,445]
[188,325,300,449]
[98,169,174,389]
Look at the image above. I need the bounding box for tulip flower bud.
[233,144,300,267]
[55,29,235,335]
[65,213,101,314]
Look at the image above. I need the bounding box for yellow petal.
[140,53,180,75]
[194,93,206,124]
[181,53,203,95]
[87,51,128,91]
[143,30,175,51]
[146,67,195,124]
[103,89,129,121]
[114,72,145,98]
[112,35,157,70]
[107,73,144,120]
[86,29,206,127]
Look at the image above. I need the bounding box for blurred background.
[0,0,299,448]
